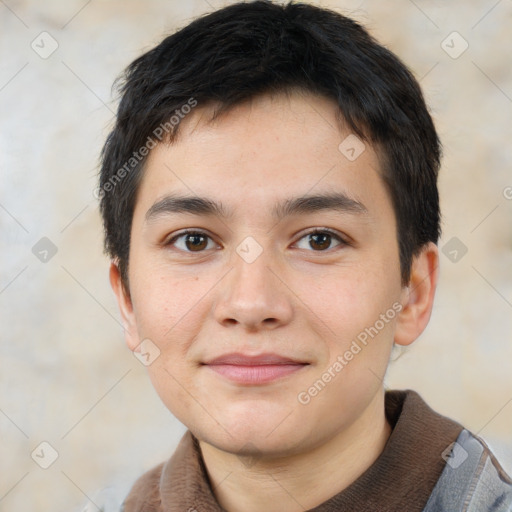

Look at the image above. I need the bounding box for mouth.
[202,352,310,385]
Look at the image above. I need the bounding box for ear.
[109,261,141,351]
[394,242,439,346]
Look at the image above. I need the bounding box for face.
[112,91,433,457]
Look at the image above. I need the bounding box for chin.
[193,406,312,458]
[199,427,307,460]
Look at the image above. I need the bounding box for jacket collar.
[158,389,463,511]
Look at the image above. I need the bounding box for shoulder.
[121,462,165,512]
[424,429,512,512]
[120,430,203,511]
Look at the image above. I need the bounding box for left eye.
[169,231,217,252]
[294,230,346,251]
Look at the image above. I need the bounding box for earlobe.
[394,242,439,347]
[109,262,140,351]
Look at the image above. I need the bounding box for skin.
[110,90,439,512]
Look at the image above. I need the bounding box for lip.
[202,352,309,385]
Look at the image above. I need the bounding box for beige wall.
[1,0,511,510]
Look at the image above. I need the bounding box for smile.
[202,352,310,385]
[205,363,308,385]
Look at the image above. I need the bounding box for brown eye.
[185,233,208,251]
[295,230,346,251]
[309,232,332,250]
[167,231,216,252]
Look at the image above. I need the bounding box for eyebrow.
[145,192,368,223]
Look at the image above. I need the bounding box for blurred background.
[1,0,511,510]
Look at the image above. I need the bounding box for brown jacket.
[121,390,512,511]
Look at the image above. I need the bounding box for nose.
[213,248,294,331]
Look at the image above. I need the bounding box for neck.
[199,390,392,512]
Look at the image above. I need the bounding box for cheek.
[131,269,214,421]
[146,360,204,430]
[293,260,401,380]
[130,264,211,353]
[299,265,394,334]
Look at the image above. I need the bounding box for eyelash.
[164,228,350,253]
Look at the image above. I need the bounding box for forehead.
[133,91,392,224]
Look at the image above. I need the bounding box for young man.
[99,1,512,510]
